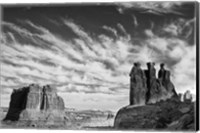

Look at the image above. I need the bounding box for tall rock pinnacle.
[129,62,178,105]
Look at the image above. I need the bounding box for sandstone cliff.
[3,84,65,126]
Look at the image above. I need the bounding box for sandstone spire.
[129,62,178,105]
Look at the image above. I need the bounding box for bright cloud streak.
[0,3,196,111]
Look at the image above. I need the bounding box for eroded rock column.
[129,62,147,105]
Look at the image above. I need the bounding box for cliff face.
[3,84,65,123]
[3,87,29,121]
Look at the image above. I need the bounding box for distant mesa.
[3,84,66,126]
[129,62,177,105]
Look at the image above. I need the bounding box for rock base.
[114,98,195,131]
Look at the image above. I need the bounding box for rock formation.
[114,98,195,130]
[178,91,195,102]
[114,62,195,130]
[129,62,147,105]
[3,84,65,126]
[145,62,177,104]
[178,93,184,101]
[129,62,177,105]
[183,90,193,102]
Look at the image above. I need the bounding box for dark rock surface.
[129,62,147,105]
[145,62,177,104]
[115,62,195,131]
[129,62,177,105]
[3,84,65,125]
[114,98,195,130]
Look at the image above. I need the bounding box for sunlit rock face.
[3,84,65,123]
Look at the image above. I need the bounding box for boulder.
[167,113,194,130]
[3,84,65,125]
[114,98,195,130]
[114,105,161,129]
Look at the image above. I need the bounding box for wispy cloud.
[1,9,196,111]
[1,19,132,109]
[102,25,118,37]
[132,14,138,27]
[116,2,183,15]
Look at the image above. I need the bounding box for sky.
[0,2,197,111]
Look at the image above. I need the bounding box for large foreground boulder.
[114,98,195,130]
[3,84,65,126]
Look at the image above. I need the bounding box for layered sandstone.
[3,84,65,124]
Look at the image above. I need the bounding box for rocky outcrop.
[3,84,65,125]
[129,62,147,105]
[129,62,177,105]
[183,90,193,102]
[178,91,195,102]
[114,98,195,130]
[145,62,177,104]
[114,62,195,130]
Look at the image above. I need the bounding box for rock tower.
[3,84,65,124]
[129,62,177,105]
